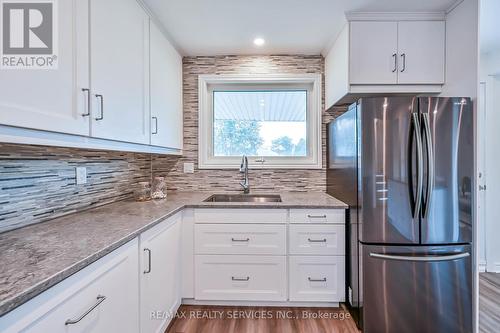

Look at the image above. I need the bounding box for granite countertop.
[0,191,346,317]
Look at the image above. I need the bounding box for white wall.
[479,49,500,273]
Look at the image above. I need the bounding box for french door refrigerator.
[327,96,473,333]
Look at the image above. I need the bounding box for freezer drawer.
[362,244,472,333]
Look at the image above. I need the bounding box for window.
[199,74,322,169]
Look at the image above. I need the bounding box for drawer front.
[289,224,345,255]
[289,209,345,224]
[0,239,140,333]
[194,208,287,224]
[195,224,286,255]
[289,256,345,302]
[195,255,287,301]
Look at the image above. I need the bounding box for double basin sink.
[204,194,282,203]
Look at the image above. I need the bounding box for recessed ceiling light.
[253,38,265,46]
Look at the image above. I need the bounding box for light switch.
[183,162,194,174]
[76,167,87,185]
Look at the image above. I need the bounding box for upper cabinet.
[349,21,398,85]
[396,21,445,84]
[0,0,183,154]
[326,15,446,107]
[0,0,90,136]
[150,22,183,149]
[90,0,150,145]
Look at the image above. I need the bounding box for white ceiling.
[480,0,500,54]
[143,0,459,56]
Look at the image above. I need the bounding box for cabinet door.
[349,21,398,84]
[90,0,150,144]
[150,22,183,149]
[140,216,181,333]
[0,0,89,135]
[397,21,445,84]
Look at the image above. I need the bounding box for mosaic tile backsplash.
[0,144,151,232]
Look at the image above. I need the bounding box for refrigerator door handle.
[369,252,470,262]
[408,113,424,219]
[421,113,434,218]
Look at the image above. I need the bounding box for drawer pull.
[307,214,327,218]
[308,277,327,282]
[231,237,250,242]
[232,276,250,281]
[65,295,106,325]
[144,248,152,274]
[308,238,327,243]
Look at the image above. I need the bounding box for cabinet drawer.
[195,255,287,301]
[194,208,287,224]
[289,224,345,255]
[0,239,139,333]
[195,224,286,255]
[290,209,345,224]
[289,256,345,302]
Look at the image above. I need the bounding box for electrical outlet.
[76,167,87,185]
[183,162,194,174]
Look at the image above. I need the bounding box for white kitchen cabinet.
[289,224,345,256]
[195,255,287,301]
[193,208,287,224]
[397,21,445,84]
[140,214,181,333]
[0,239,140,333]
[195,224,286,255]
[326,14,446,107]
[90,0,150,144]
[192,208,346,305]
[349,21,398,85]
[150,21,183,149]
[0,0,90,136]
[289,209,345,224]
[289,256,345,302]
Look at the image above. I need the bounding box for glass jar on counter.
[135,181,151,202]
[151,176,167,200]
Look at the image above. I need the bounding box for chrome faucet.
[239,155,250,194]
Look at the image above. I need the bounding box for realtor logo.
[1,0,58,69]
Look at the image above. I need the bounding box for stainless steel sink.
[203,194,282,203]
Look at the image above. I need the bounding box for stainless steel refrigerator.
[327,97,473,332]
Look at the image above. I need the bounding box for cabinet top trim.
[345,12,446,22]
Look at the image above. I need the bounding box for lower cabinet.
[289,256,345,302]
[194,255,287,301]
[192,208,346,304]
[140,215,182,333]
[0,239,140,333]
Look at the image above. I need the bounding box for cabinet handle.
[152,116,158,134]
[400,53,406,72]
[95,94,104,121]
[308,277,327,282]
[392,53,397,72]
[231,237,250,242]
[307,214,327,218]
[143,248,151,274]
[81,88,90,117]
[65,295,106,325]
[308,238,327,243]
[232,276,250,281]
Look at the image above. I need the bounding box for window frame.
[198,74,322,169]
